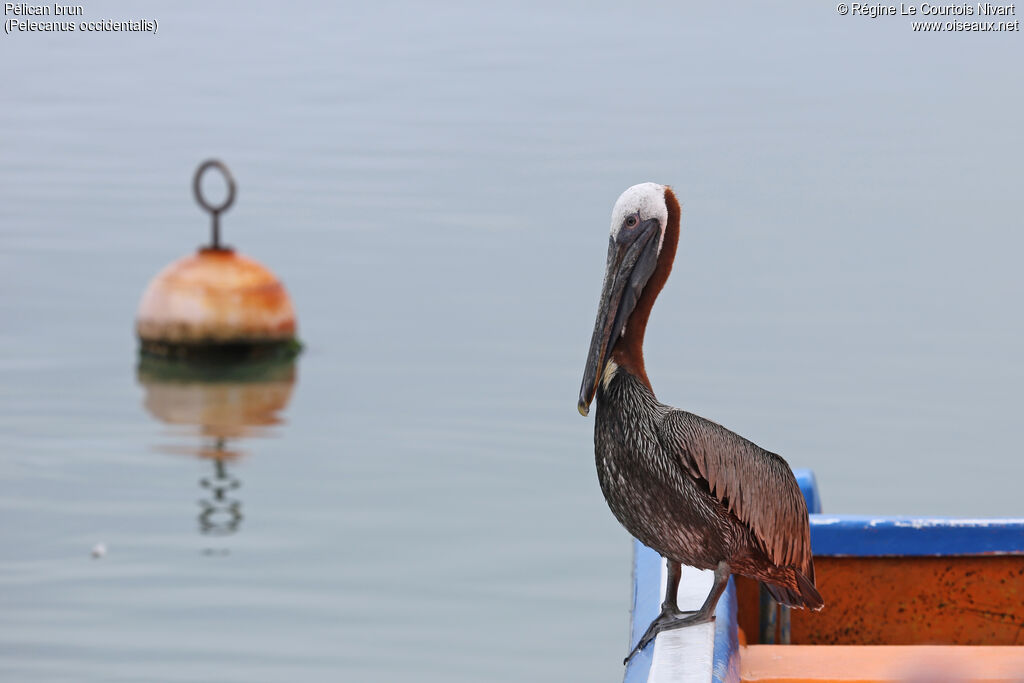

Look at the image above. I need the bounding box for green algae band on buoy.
[136,160,300,362]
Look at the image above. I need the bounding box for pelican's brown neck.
[611,187,680,391]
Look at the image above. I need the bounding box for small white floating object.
[91,542,107,559]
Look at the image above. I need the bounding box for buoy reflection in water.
[137,358,296,544]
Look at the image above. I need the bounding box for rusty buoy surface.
[136,160,300,362]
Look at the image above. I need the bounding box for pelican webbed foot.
[623,560,731,665]
[622,608,708,664]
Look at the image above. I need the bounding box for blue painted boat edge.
[792,468,821,514]
[622,540,663,679]
[712,578,740,683]
[810,515,1024,556]
[794,468,1024,557]
[623,538,659,683]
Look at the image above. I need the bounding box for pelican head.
[578,183,676,416]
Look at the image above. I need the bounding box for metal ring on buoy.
[193,160,236,249]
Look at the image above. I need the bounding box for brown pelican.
[577,183,823,663]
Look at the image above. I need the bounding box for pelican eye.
[623,215,639,229]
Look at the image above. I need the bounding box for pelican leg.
[662,560,684,613]
[623,561,730,665]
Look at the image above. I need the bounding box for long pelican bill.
[578,217,661,416]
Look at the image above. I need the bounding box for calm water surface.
[2,2,1022,681]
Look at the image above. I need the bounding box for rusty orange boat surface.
[622,470,1024,683]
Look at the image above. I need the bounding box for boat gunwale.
[623,468,1024,683]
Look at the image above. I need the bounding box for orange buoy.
[136,160,300,362]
